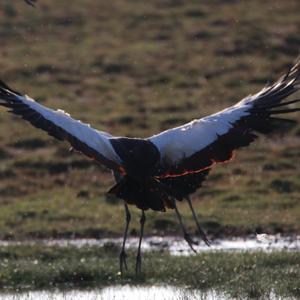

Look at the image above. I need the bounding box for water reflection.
[0,235,299,255]
[1,286,227,300]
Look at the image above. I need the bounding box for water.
[0,235,295,299]
[0,235,299,255]
[0,286,285,300]
[0,286,226,300]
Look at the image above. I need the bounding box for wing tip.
[0,80,23,97]
[282,55,300,83]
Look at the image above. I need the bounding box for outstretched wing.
[150,58,300,178]
[0,81,121,170]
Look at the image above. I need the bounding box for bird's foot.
[184,233,198,253]
[201,233,211,247]
[119,250,128,274]
[196,227,211,246]
[135,253,142,276]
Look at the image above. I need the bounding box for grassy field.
[0,0,299,239]
[0,244,298,298]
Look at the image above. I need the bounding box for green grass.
[0,0,299,239]
[0,245,299,298]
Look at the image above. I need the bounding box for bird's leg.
[119,202,131,274]
[113,171,131,274]
[186,196,211,246]
[173,199,198,253]
[136,210,146,275]
[153,180,199,251]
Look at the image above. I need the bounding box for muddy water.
[0,286,227,300]
[0,235,299,255]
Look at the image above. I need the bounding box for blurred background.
[0,0,299,240]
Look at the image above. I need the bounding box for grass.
[0,244,298,298]
[0,0,299,239]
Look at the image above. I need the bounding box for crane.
[0,58,300,274]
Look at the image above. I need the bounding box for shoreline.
[0,234,298,254]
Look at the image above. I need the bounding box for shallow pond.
[0,235,299,255]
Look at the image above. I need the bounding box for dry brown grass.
[0,0,299,239]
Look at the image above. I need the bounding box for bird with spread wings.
[0,58,300,274]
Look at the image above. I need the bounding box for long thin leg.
[119,202,131,274]
[136,210,145,275]
[186,196,211,246]
[152,179,199,252]
[173,199,198,253]
[112,171,131,274]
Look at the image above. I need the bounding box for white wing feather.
[149,101,253,164]
[18,94,121,164]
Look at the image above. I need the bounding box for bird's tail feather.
[108,176,174,211]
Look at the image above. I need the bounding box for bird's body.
[1,58,300,273]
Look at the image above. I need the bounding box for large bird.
[0,58,300,274]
